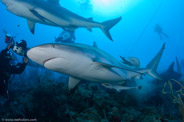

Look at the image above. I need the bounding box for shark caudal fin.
[100,17,122,41]
[146,43,165,80]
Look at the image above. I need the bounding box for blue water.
[1,0,183,70]
[0,0,184,121]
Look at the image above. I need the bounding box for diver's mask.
[12,40,27,56]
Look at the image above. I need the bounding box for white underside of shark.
[1,0,121,41]
[27,42,165,91]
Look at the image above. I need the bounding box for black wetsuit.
[0,48,27,95]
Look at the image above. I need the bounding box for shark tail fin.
[146,43,165,80]
[100,17,122,41]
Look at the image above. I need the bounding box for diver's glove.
[22,56,28,64]
[10,40,15,49]
[6,41,15,50]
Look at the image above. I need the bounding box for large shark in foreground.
[1,0,121,41]
[27,43,165,91]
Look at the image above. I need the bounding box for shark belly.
[44,52,124,83]
[81,67,125,83]
[34,8,100,29]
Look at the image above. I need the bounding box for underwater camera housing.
[5,34,14,44]
[12,40,27,56]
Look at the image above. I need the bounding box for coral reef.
[0,68,183,121]
[162,79,184,121]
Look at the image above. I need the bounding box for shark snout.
[27,44,64,66]
[27,46,51,66]
[6,2,13,7]
[1,0,12,6]
[1,0,7,4]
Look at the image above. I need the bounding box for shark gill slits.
[43,57,56,66]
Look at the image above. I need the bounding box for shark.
[161,57,182,81]
[1,0,121,41]
[27,42,165,91]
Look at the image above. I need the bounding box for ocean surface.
[0,0,184,121]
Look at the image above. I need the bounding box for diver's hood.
[122,57,140,67]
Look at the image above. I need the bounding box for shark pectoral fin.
[27,20,35,34]
[30,9,46,22]
[94,62,143,74]
[69,77,81,91]
[94,62,115,69]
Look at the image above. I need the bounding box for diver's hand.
[6,41,14,49]
[23,56,28,64]
[6,43,12,50]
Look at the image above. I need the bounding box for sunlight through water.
[90,0,141,17]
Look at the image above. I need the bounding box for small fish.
[101,83,142,92]
[120,57,140,67]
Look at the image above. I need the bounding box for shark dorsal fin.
[167,62,175,72]
[48,0,60,4]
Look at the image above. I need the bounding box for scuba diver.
[55,29,75,43]
[154,24,168,40]
[0,34,28,99]
[120,56,140,68]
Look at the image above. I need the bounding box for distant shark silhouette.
[27,42,165,91]
[1,0,121,41]
[161,57,182,81]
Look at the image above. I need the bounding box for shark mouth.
[43,57,57,66]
